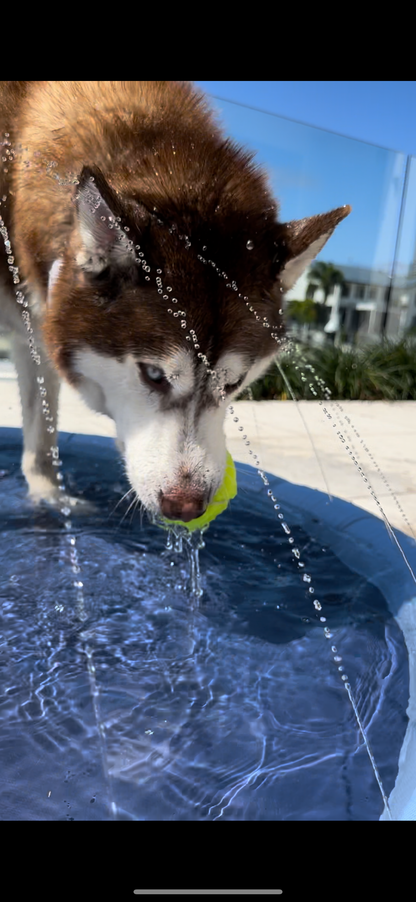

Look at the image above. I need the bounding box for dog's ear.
[274,205,351,292]
[74,165,148,275]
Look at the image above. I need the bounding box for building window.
[355,285,365,299]
[341,283,350,298]
[368,286,378,299]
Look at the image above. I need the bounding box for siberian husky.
[0,81,350,522]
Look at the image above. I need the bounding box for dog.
[0,81,350,523]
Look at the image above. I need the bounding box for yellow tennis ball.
[162,451,237,532]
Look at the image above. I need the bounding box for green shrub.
[239,338,416,401]
[285,299,318,325]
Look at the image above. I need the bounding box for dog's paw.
[25,475,96,515]
[41,492,97,515]
[31,492,98,517]
[23,452,96,515]
[26,473,62,506]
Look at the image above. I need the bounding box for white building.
[285,263,416,343]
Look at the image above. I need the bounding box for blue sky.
[194,83,416,156]
[194,82,416,274]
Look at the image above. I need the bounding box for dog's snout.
[160,489,207,523]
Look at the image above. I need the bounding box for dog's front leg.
[12,329,61,503]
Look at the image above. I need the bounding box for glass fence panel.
[208,95,408,346]
[388,154,416,338]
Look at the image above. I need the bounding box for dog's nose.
[160,490,207,523]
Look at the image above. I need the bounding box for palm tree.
[306,261,345,304]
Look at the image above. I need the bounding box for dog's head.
[44,159,350,523]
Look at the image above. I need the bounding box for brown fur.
[0,81,350,515]
[0,81,350,387]
[0,81,294,375]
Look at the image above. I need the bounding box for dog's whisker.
[128,495,141,526]
[117,492,139,528]
[108,487,135,520]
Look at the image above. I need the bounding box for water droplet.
[246,240,254,250]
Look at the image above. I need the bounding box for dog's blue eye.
[139,362,169,392]
[146,365,164,381]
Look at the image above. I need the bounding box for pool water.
[0,428,410,820]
